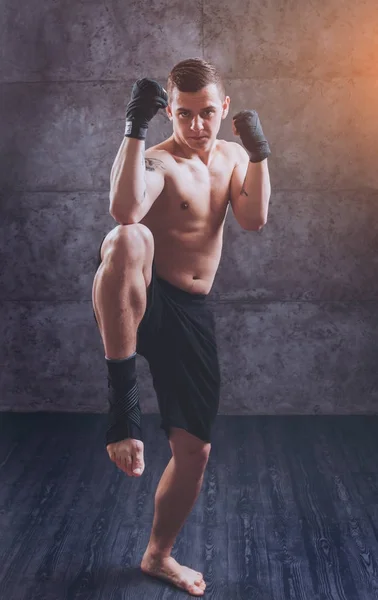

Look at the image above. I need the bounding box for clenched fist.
[107,438,145,477]
[232,110,271,163]
[124,78,168,141]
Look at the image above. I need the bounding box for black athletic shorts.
[95,237,221,443]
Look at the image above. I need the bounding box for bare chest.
[142,158,233,233]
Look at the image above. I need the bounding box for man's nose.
[190,116,204,131]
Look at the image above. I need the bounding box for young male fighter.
[92,58,271,596]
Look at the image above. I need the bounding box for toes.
[193,579,206,592]
[189,585,205,597]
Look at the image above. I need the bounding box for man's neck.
[170,134,218,166]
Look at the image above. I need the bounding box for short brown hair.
[167,58,225,101]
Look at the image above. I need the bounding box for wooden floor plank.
[0,413,378,600]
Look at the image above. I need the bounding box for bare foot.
[141,553,206,596]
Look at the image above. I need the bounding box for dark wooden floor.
[1,413,378,600]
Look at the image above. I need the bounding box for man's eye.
[179,112,189,117]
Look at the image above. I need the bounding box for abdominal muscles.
[151,223,225,294]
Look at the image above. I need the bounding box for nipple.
[181,201,189,210]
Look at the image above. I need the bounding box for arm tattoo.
[241,175,248,197]
[145,157,166,172]
[141,153,147,197]
[142,157,165,198]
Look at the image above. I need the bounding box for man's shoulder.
[219,139,245,156]
[145,145,172,159]
[217,139,248,168]
[145,145,175,171]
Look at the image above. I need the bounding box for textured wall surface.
[1,0,378,414]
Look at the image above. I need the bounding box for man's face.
[166,83,230,150]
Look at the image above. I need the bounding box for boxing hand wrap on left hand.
[233,110,271,163]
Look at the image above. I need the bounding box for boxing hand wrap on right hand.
[124,78,168,141]
[233,110,271,163]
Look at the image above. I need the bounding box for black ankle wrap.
[105,355,142,445]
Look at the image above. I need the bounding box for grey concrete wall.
[1,0,377,414]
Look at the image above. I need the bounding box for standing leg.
[141,427,210,596]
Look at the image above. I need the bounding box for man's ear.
[166,105,173,121]
[221,96,230,120]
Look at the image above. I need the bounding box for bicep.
[229,146,249,206]
[134,153,167,221]
[144,156,166,203]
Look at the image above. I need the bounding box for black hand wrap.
[233,110,271,163]
[124,78,168,141]
[105,356,142,445]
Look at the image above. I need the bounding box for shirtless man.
[92,58,271,596]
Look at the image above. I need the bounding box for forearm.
[239,159,271,229]
[109,137,146,223]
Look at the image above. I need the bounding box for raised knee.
[104,224,154,264]
[113,223,153,252]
